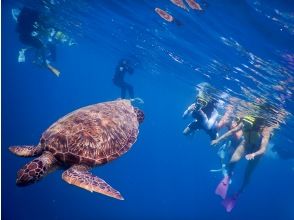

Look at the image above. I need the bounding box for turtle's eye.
[134,108,144,123]
[40,138,45,144]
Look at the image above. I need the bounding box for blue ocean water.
[2,0,294,220]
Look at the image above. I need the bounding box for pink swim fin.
[222,193,239,212]
[215,175,230,199]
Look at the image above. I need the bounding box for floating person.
[170,0,189,11]
[13,7,60,76]
[211,114,274,212]
[155,8,174,22]
[182,83,220,140]
[185,0,202,10]
[154,7,182,26]
[170,0,202,11]
[13,7,75,77]
[210,105,244,176]
[112,59,136,99]
[9,99,144,200]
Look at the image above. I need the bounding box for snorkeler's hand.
[188,104,196,111]
[245,153,255,160]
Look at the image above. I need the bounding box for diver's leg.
[122,81,134,99]
[128,84,134,99]
[227,140,245,176]
[121,87,126,99]
[113,80,126,99]
[238,156,261,193]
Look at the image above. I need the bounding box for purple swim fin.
[222,193,239,212]
[215,175,230,199]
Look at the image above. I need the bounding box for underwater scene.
[2,0,294,219]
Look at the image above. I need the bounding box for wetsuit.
[112,60,134,99]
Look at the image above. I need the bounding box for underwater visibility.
[2,0,294,220]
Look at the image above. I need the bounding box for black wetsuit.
[112,60,134,99]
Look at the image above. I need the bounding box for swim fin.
[221,193,239,212]
[130,97,144,104]
[215,175,230,199]
[47,63,60,77]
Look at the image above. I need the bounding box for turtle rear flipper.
[9,145,43,157]
[16,151,58,186]
[62,165,124,200]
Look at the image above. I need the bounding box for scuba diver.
[13,7,75,76]
[211,114,273,212]
[113,59,135,99]
[182,83,221,140]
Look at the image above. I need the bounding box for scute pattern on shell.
[41,100,139,166]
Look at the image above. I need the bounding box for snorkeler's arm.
[182,104,196,118]
[211,122,243,146]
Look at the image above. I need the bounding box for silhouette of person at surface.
[113,59,135,99]
[14,7,60,76]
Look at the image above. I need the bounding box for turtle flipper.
[16,151,58,186]
[62,165,124,200]
[9,145,43,157]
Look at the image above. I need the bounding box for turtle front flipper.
[62,165,124,200]
[9,145,42,157]
[16,151,59,186]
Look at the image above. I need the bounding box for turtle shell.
[41,100,139,166]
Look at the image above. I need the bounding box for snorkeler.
[211,114,273,212]
[14,7,60,76]
[210,105,244,176]
[13,7,66,77]
[182,83,220,140]
[113,59,135,99]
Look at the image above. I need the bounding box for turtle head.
[134,107,144,124]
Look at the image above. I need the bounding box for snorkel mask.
[242,116,255,131]
[195,98,207,111]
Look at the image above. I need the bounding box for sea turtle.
[9,99,144,200]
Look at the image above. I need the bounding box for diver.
[182,83,220,140]
[211,114,273,212]
[113,59,135,99]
